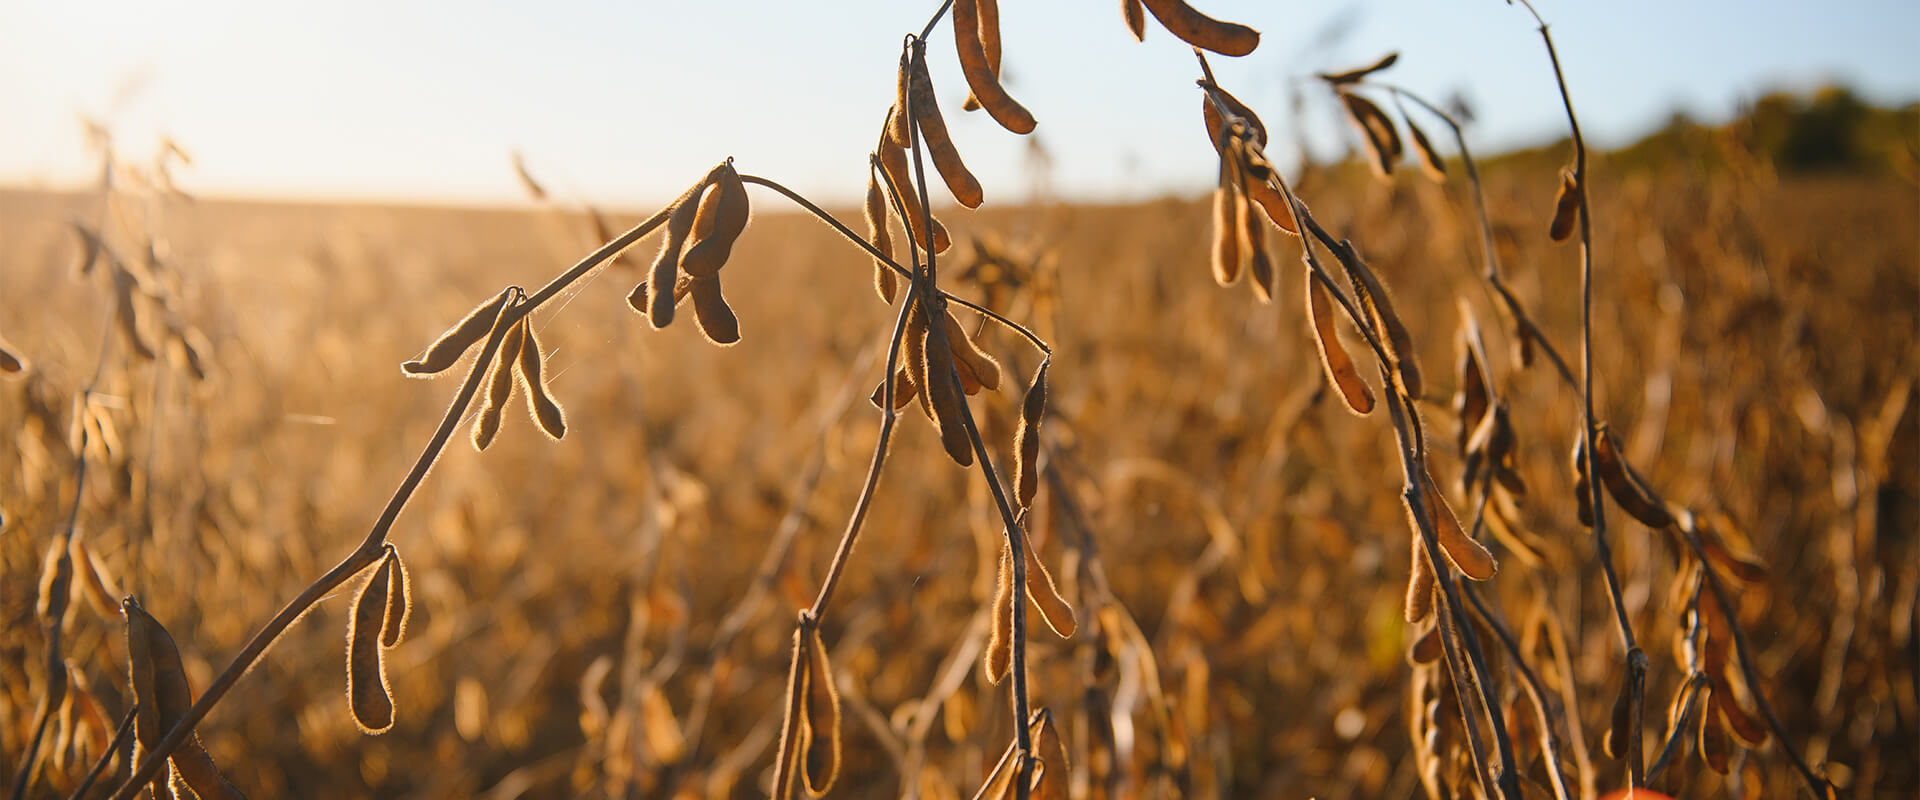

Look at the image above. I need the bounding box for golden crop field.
[3,5,1917,800]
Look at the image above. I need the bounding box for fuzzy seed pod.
[649,183,706,328]
[920,301,976,466]
[1306,271,1376,415]
[909,51,985,209]
[1416,467,1496,580]
[772,628,808,799]
[890,52,915,149]
[381,548,412,648]
[941,309,1001,392]
[1591,426,1674,528]
[954,0,1036,134]
[870,369,919,411]
[1011,362,1048,508]
[681,165,750,277]
[1338,247,1423,397]
[403,289,512,376]
[348,559,396,733]
[689,276,742,345]
[802,625,841,796]
[1021,524,1076,637]
[1408,624,1443,664]
[864,172,898,303]
[1602,671,1633,758]
[626,274,697,316]
[877,116,952,254]
[1139,0,1259,56]
[985,542,1015,684]
[515,324,567,439]
[125,600,246,799]
[1404,534,1435,623]
[471,320,526,451]
[1210,185,1242,285]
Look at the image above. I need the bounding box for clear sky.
[2,1,1915,209]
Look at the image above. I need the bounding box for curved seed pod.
[1592,426,1674,528]
[626,274,697,315]
[649,184,706,328]
[1713,687,1768,746]
[1549,168,1581,242]
[954,0,1036,134]
[890,51,914,149]
[921,305,976,466]
[1340,92,1403,179]
[909,52,985,209]
[1121,0,1147,41]
[381,548,412,648]
[1337,247,1422,397]
[1245,200,1274,302]
[877,119,952,254]
[1307,271,1376,415]
[1210,186,1242,285]
[1201,83,1267,146]
[403,289,512,375]
[1407,119,1447,181]
[471,320,526,451]
[961,0,1003,111]
[681,165,751,277]
[1021,524,1076,637]
[1011,362,1048,508]
[1030,710,1070,800]
[688,276,742,345]
[771,629,808,800]
[37,539,73,625]
[1404,534,1435,623]
[864,173,898,303]
[904,296,934,424]
[349,558,396,733]
[515,324,567,439]
[1139,0,1259,56]
[801,625,841,796]
[870,369,919,410]
[1417,467,1496,580]
[71,537,121,618]
[941,310,1001,391]
[1455,322,1491,455]
[126,601,247,799]
[985,542,1015,684]
[1316,52,1399,85]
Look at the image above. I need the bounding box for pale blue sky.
[2,1,1914,208]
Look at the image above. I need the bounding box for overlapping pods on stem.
[123,599,246,800]
[953,0,1036,134]
[771,614,842,799]
[876,109,953,255]
[909,47,986,209]
[1198,80,1297,236]
[346,550,405,734]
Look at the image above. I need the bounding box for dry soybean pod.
[471,320,525,451]
[864,171,898,303]
[1340,92,1403,179]
[649,182,707,328]
[941,309,1002,391]
[1121,0,1148,41]
[1306,270,1376,415]
[1316,52,1399,85]
[961,0,1004,112]
[953,0,1036,134]
[381,547,412,648]
[681,164,750,277]
[921,301,976,466]
[1011,361,1047,509]
[878,118,952,253]
[348,557,396,733]
[1209,184,1242,285]
[890,51,914,149]
[1020,523,1076,637]
[1404,534,1435,623]
[985,542,1015,684]
[1592,426,1674,528]
[688,276,743,346]
[625,274,697,316]
[515,323,567,439]
[126,603,244,799]
[802,625,841,796]
[1407,118,1448,181]
[771,628,809,800]
[904,294,935,425]
[1139,0,1259,56]
[402,288,512,376]
[909,51,985,209]
[1418,467,1496,580]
